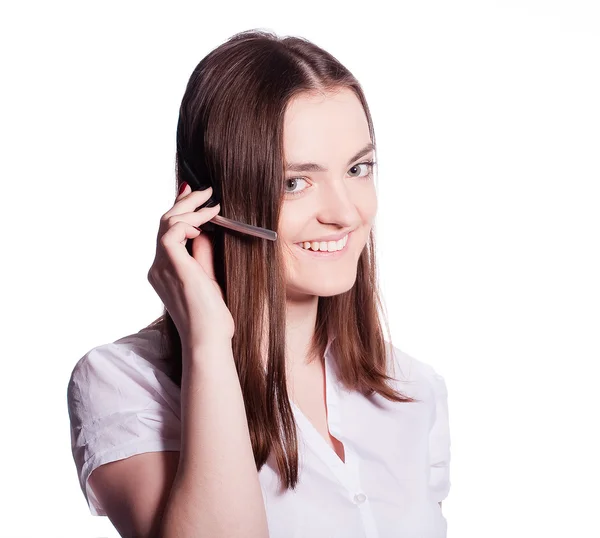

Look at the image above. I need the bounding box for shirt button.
[353,492,367,504]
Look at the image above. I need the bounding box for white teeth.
[297,233,349,252]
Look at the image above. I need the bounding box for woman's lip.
[297,231,351,243]
[293,232,351,256]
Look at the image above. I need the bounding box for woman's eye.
[284,160,376,198]
[283,177,309,197]
[348,161,376,179]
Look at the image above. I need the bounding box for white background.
[1,1,598,536]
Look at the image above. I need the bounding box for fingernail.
[178,182,188,195]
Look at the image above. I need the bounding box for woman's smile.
[293,231,353,258]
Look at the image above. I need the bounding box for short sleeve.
[427,369,451,503]
[66,333,182,516]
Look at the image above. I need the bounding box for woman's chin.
[287,274,357,299]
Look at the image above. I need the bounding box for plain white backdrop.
[1,1,598,536]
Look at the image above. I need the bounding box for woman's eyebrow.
[285,142,375,173]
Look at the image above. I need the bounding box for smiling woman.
[66,28,451,538]
[279,88,379,298]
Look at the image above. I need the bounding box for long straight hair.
[148,29,417,491]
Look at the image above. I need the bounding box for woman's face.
[279,87,378,300]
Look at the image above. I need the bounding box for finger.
[165,186,214,219]
[163,204,221,230]
[160,221,202,252]
[175,182,191,201]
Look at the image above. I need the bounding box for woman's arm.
[159,341,269,538]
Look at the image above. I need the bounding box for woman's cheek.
[359,185,378,222]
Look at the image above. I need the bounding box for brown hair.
[148,28,418,492]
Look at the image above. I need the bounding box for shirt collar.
[324,334,336,357]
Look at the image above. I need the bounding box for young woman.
[67,29,451,538]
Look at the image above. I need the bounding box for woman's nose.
[315,179,360,224]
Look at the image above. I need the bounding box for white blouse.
[67,326,451,537]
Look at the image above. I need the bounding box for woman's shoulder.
[385,341,448,398]
[67,324,177,409]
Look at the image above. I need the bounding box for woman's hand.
[147,183,235,350]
